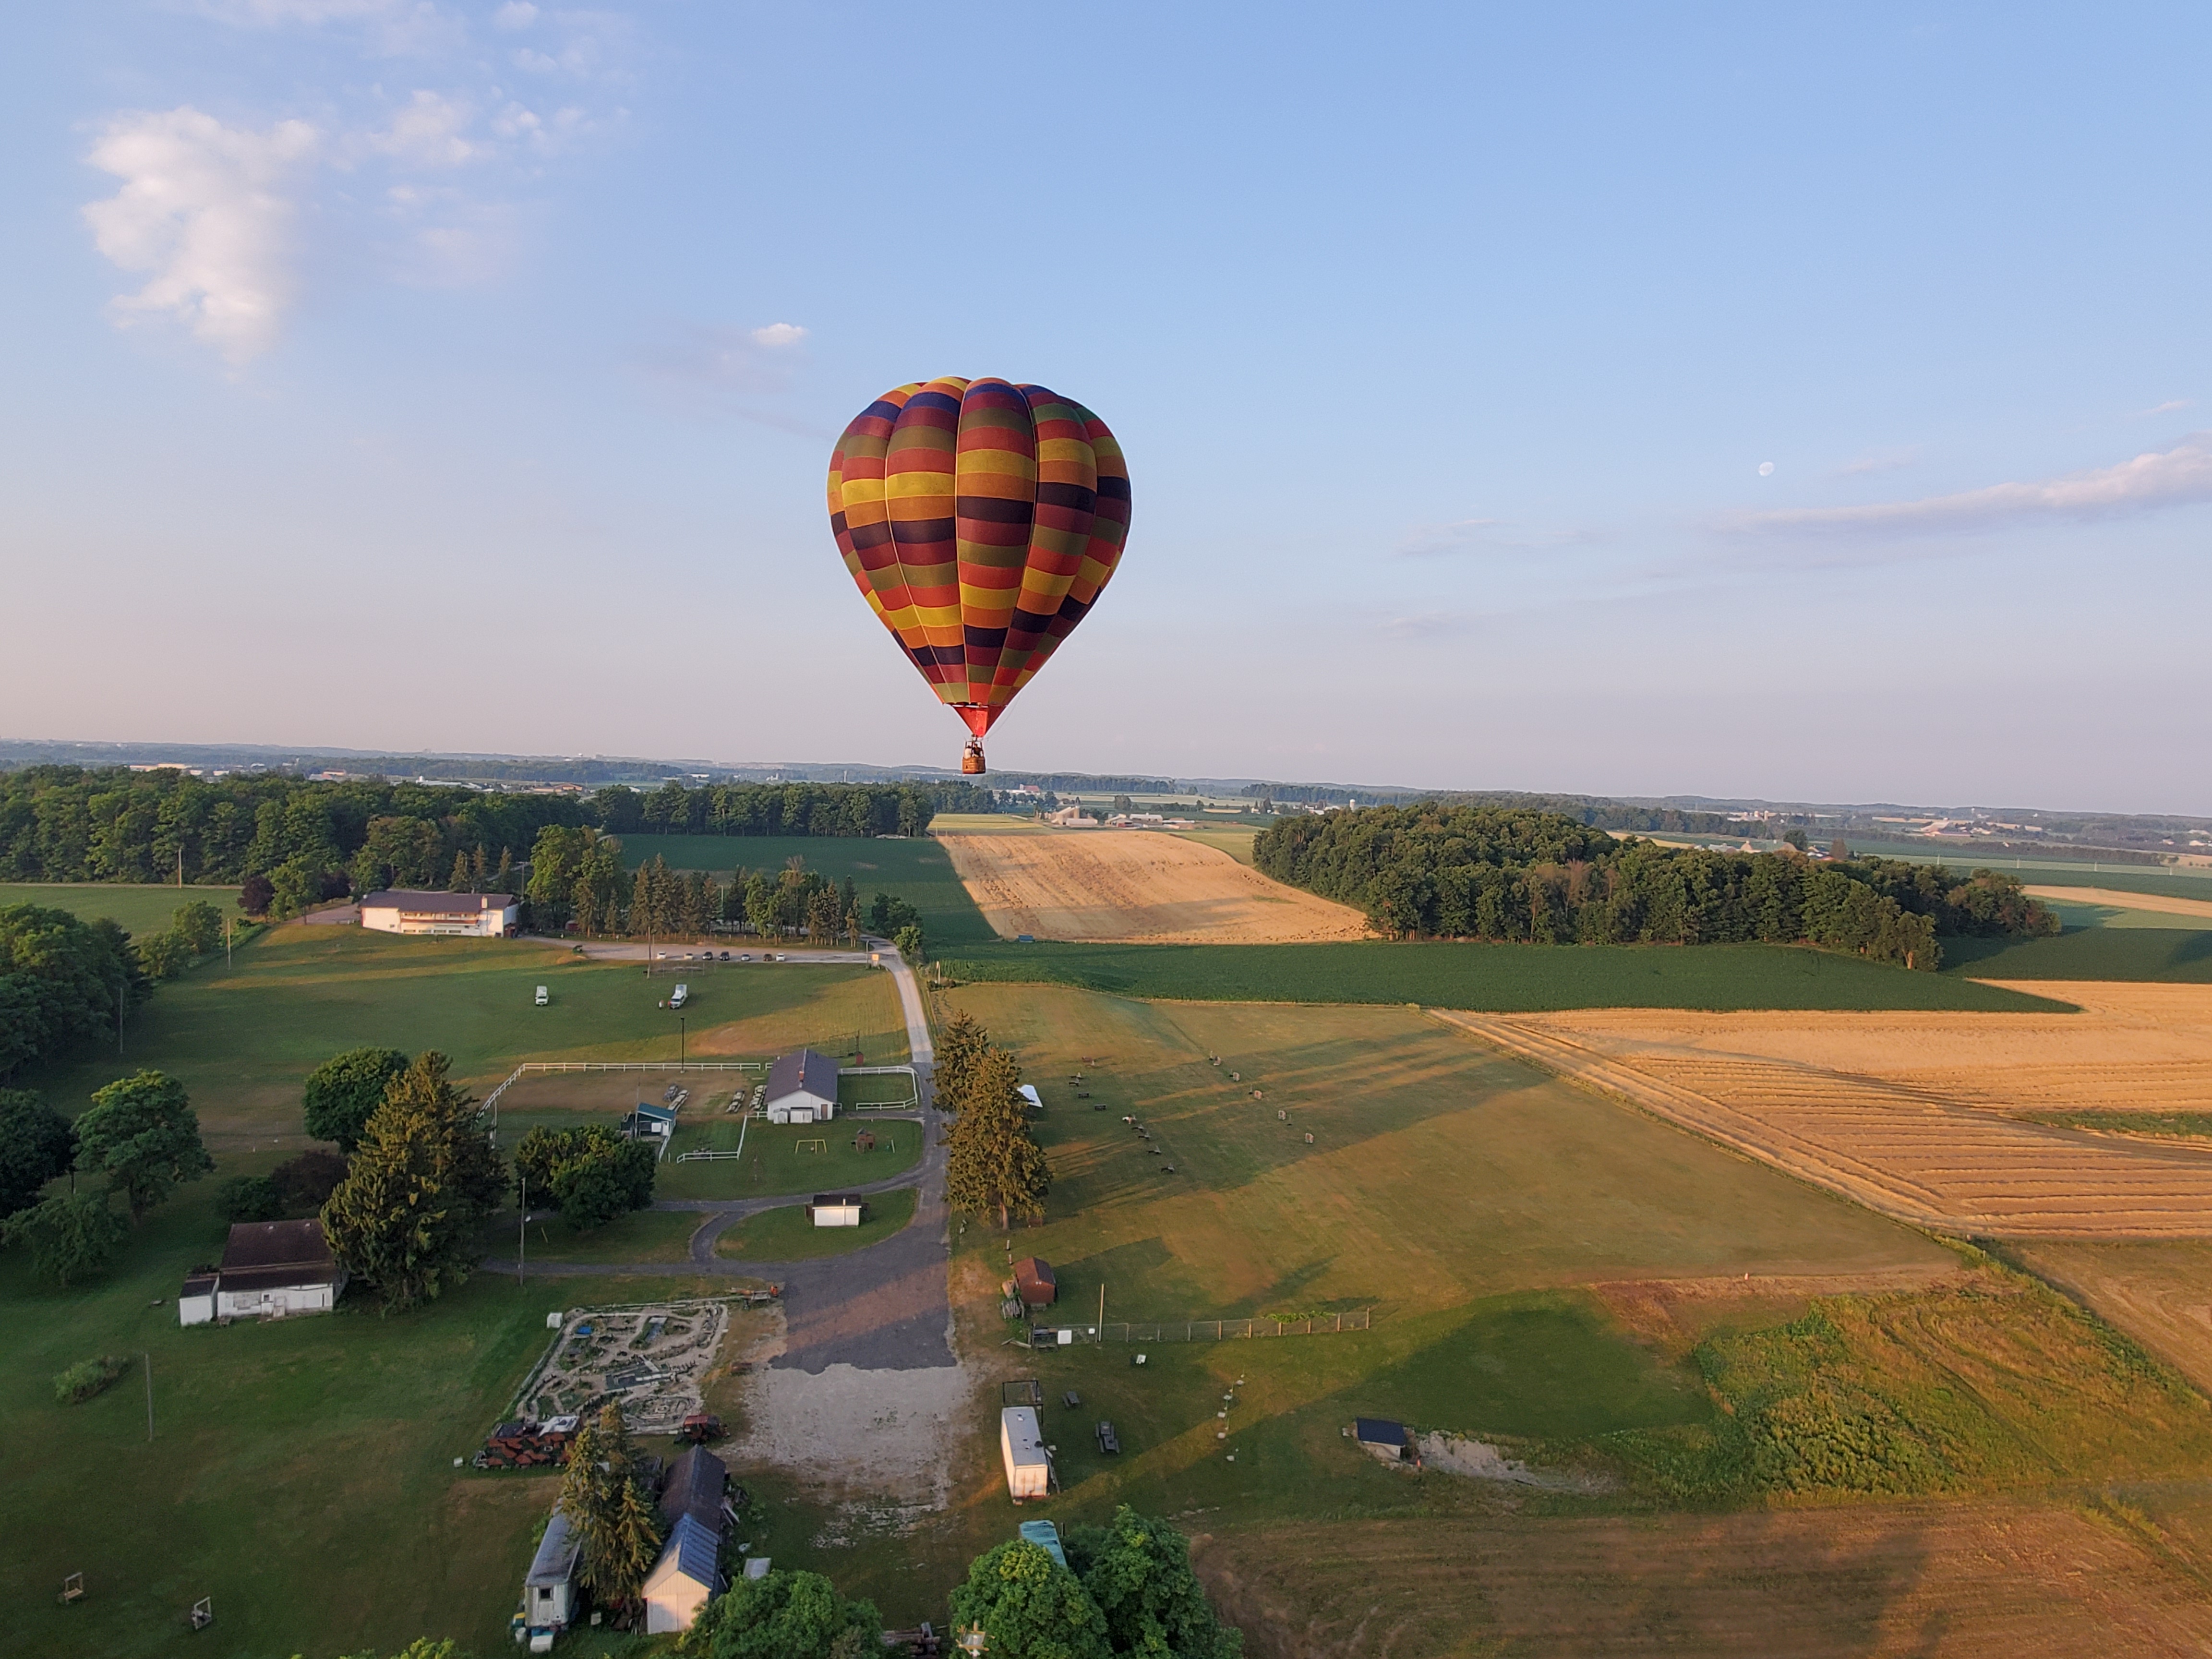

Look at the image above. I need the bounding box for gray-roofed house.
[207,1220,347,1320]
[764,1048,840,1124]
[521,1506,582,1651]
[643,1513,726,1633]
[659,1444,729,1533]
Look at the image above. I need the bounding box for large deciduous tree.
[682,1567,883,1659]
[513,1124,655,1230]
[0,1088,76,1219]
[74,1070,213,1222]
[945,1046,1051,1230]
[1064,1507,1243,1659]
[302,1046,410,1152]
[1,1191,128,1286]
[320,1052,505,1311]
[948,1539,1113,1659]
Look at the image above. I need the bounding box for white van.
[670,983,689,1008]
[534,985,549,1007]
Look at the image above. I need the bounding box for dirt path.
[937,829,1370,943]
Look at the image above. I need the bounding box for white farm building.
[360,889,519,937]
[179,1219,347,1324]
[764,1048,840,1124]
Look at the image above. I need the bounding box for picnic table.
[1094,1420,1120,1455]
[1062,1390,1081,1408]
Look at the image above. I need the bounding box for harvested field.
[2012,1239,2212,1394]
[2028,885,2212,921]
[937,829,1369,944]
[1193,1501,2212,1659]
[1431,995,2212,1237]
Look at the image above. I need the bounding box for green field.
[613,832,999,949]
[1839,845,2212,898]
[939,938,2071,1011]
[655,1116,922,1200]
[0,1174,747,1659]
[1939,926,2212,981]
[0,880,242,936]
[481,1204,705,1264]
[2040,896,2212,931]
[939,987,1953,1323]
[717,1186,919,1261]
[14,924,906,1144]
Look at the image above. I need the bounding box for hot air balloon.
[827,377,1130,775]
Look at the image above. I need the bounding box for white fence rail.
[482,1059,769,1124]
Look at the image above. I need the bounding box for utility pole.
[144,1352,154,1442]
[225,916,233,969]
[679,1015,686,1070]
[518,1171,527,1287]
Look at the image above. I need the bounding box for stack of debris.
[475,1414,581,1469]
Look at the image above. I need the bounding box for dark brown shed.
[1011,1257,1057,1308]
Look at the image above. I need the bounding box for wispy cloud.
[1395,518,1605,558]
[1829,448,1918,479]
[194,0,465,56]
[1723,432,2212,539]
[82,107,321,362]
[643,322,811,395]
[2134,398,2192,417]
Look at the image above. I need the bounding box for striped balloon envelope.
[827,377,1130,773]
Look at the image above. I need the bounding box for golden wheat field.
[936,828,1370,943]
[1430,984,2212,1237]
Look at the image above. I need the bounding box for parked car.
[737,953,752,962]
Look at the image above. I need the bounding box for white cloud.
[643,322,812,393]
[369,90,481,167]
[82,107,320,361]
[750,322,806,348]
[493,0,538,26]
[2135,398,2192,417]
[1725,432,2212,539]
[194,0,463,55]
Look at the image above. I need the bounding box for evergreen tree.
[321,1052,504,1311]
[932,1011,987,1115]
[573,881,598,938]
[493,845,516,894]
[75,1070,213,1222]
[946,1046,1050,1229]
[449,849,473,892]
[471,844,489,888]
[559,1406,663,1614]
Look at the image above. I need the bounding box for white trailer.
[1000,1406,1051,1501]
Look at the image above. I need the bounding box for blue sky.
[4,3,2208,810]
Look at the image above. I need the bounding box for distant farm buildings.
[1043,805,1099,828]
[179,1220,347,1324]
[360,889,519,937]
[764,1048,840,1124]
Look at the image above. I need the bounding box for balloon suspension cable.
[961,736,987,776]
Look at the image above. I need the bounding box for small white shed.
[523,1506,582,1645]
[1018,1084,1043,1111]
[1000,1405,1051,1501]
[807,1193,866,1228]
[643,1512,725,1633]
[177,1272,217,1327]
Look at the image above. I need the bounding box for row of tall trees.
[1256,806,2059,969]
[525,834,879,946]
[0,903,152,1078]
[937,1012,1051,1228]
[589,780,953,839]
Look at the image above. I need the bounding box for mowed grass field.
[1942,926,2212,981]
[942,938,2071,1011]
[0,1174,745,1659]
[940,986,1952,1323]
[0,880,243,936]
[16,923,905,1144]
[614,831,1000,949]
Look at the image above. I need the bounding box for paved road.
[488,942,954,1373]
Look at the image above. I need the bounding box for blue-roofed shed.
[1354,1418,1415,1463]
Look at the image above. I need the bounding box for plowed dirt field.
[936,830,1370,943]
[1430,982,2212,1238]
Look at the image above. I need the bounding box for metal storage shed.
[999,1405,1052,1500]
[806,1193,866,1228]
[1354,1418,1416,1464]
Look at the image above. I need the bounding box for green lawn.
[0,1177,739,1659]
[716,1186,920,1261]
[481,1204,705,1264]
[613,832,999,949]
[939,938,2070,1011]
[1940,926,2212,981]
[2038,897,2212,932]
[15,924,904,1142]
[657,1117,922,1201]
[0,880,243,937]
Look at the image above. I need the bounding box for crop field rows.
[1434,997,2212,1238]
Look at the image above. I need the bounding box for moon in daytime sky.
[1758,461,1775,476]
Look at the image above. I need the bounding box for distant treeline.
[1255,805,2059,969]
[0,769,977,913]
[1423,793,1739,835]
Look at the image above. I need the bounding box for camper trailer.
[670,983,690,1008]
[534,985,549,1007]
